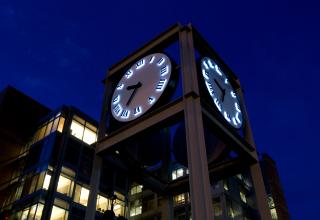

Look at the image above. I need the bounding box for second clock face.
[201,57,243,129]
[111,53,172,122]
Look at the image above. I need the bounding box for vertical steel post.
[85,78,114,220]
[180,26,215,220]
[237,85,272,220]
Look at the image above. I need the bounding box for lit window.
[130,185,143,195]
[21,208,29,220]
[50,205,68,220]
[43,173,51,190]
[172,168,185,180]
[45,120,54,137]
[35,204,44,220]
[17,203,44,220]
[270,208,278,220]
[31,113,65,144]
[83,127,96,145]
[57,175,74,197]
[38,126,46,142]
[57,117,65,132]
[174,193,189,206]
[74,185,90,206]
[96,195,111,213]
[114,192,125,216]
[223,181,229,191]
[70,115,97,145]
[229,207,235,218]
[240,191,247,203]
[70,120,84,140]
[130,200,142,217]
[213,198,222,217]
[236,174,243,180]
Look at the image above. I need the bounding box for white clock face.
[201,57,243,129]
[111,53,172,122]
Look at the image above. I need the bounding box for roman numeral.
[205,81,214,96]
[160,66,169,76]
[156,78,166,91]
[214,98,222,112]
[112,95,120,104]
[125,70,133,79]
[215,65,223,76]
[207,59,215,69]
[230,91,236,98]
[120,109,130,118]
[136,59,145,69]
[202,60,209,70]
[157,57,165,66]
[224,111,231,122]
[202,69,209,80]
[116,84,124,90]
[149,56,155,63]
[235,102,241,112]
[113,104,122,116]
[134,106,142,115]
[232,117,238,126]
[148,96,155,104]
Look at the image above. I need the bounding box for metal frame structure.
[85,23,272,220]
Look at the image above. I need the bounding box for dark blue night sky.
[1,0,319,219]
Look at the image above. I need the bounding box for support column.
[180,26,215,220]
[237,86,272,220]
[160,195,174,220]
[85,155,102,220]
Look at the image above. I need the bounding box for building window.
[130,185,143,195]
[56,167,75,197]
[172,168,184,180]
[130,200,142,217]
[236,174,243,181]
[42,173,51,190]
[240,191,247,203]
[32,113,65,144]
[16,203,44,220]
[73,184,90,206]
[213,198,222,217]
[270,208,278,220]
[70,115,97,145]
[174,193,189,206]
[50,205,68,220]
[223,181,229,191]
[114,192,126,216]
[96,195,111,213]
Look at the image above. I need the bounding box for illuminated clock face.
[111,53,172,122]
[201,57,243,129]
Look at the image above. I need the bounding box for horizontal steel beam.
[97,99,184,153]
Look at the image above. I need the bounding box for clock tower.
[85,24,272,220]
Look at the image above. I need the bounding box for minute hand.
[126,82,142,106]
[214,79,224,92]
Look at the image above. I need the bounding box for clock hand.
[214,79,226,101]
[127,81,142,90]
[214,79,224,92]
[221,89,226,102]
[126,82,142,106]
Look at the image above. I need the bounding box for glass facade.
[171,167,187,180]
[70,115,97,145]
[15,203,44,220]
[130,185,143,195]
[31,113,65,144]
[73,184,90,206]
[56,167,75,197]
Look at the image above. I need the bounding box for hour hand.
[126,82,142,106]
[127,81,142,90]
